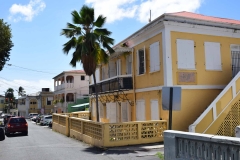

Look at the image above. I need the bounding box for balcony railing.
[89,75,133,94]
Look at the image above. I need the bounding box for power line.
[7,64,58,75]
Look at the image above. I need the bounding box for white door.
[136,100,145,121]
[151,100,159,120]
[106,102,117,123]
[121,102,131,122]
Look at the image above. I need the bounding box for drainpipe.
[132,48,137,121]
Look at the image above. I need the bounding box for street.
[0,120,161,160]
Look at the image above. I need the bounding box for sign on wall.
[177,72,197,84]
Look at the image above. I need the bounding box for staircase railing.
[189,71,240,133]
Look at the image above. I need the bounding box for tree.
[61,5,115,121]
[17,86,26,97]
[0,19,14,71]
[4,88,15,113]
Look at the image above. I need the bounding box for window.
[47,97,53,105]
[0,100,3,104]
[150,42,160,72]
[81,75,85,80]
[117,59,121,75]
[204,42,222,70]
[177,39,195,70]
[126,55,132,74]
[137,48,146,75]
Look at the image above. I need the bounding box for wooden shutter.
[106,102,117,123]
[204,42,222,70]
[136,100,145,121]
[151,100,159,120]
[121,102,131,122]
[177,39,195,70]
[109,61,116,77]
[127,55,132,74]
[150,42,160,72]
[117,59,121,75]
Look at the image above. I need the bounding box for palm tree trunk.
[93,72,99,122]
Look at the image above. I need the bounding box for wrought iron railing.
[89,75,133,94]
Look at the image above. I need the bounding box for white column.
[162,24,173,86]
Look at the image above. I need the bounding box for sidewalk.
[104,142,164,157]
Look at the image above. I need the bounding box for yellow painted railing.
[52,113,167,147]
[189,72,240,135]
[57,111,90,119]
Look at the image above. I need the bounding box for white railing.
[164,130,240,160]
[189,71,240,133]
[66,83,74,88]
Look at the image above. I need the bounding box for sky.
[0,0,240,97]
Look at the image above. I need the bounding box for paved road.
[0,120,161,160]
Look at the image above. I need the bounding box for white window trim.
[137,46,146,75]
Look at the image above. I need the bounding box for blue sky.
[0,0,240,97]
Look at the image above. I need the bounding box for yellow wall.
[171,32,240,85]
[133,33,164,89]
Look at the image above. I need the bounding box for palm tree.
[17,86,25,97]
[61,5,115,121]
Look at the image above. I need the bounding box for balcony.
[89,75,133,94]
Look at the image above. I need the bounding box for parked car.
[0,127,5,141]
[5,117,28,136]
[31,115,38,122]
[4,115,15,125]
[0,117,4,126]
[35,114,43,124]
[40,115,52,126]
[28,113,38,119]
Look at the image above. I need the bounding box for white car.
[40,115,52,126]
[28,113,38,119]
[0,118,4,126]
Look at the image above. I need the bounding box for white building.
[53,70,89,113]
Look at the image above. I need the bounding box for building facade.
[0,95,5,112]
[53,70,89,113]
[89,11,240,131]
[18,88,54,117]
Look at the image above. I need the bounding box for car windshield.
[10,118,26,123]
[45,117,52,119]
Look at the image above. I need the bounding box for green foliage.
[0,19,14,71]
[156,152,164,160]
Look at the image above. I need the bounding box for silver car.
[40,115,52,126]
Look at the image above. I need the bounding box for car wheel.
[23,131,28,136]
[0,128,5,141]
[5,132,10,137]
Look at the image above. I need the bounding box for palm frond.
[80,5,94,27]
[102,41,115,54]
[94,15,106,27]
[71,10,82,24]
[94,28,111,36]
[62,37,77,54]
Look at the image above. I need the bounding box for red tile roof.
[168,11,240,25]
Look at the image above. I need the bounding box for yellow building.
[89,11,240,135]
[0,95,5,112]
[18,88,54,117]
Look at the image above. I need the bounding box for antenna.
[149,10,151,22]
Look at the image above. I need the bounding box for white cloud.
[0,79,53,98]
[8,0,46,22]
[85,0,203,23]
[85,0,138,23]
[137,0,202,23]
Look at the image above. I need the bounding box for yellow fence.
[52,113,167,147]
